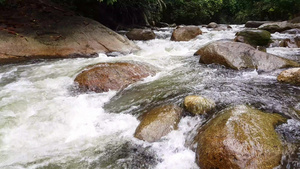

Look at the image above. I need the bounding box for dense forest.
[1,0,300,29]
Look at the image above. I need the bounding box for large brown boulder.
[234,29,271,47]
[195,105,286,169]
[74,62,155,93]
[126,29,156,40]
[134,105,183,142]
[259,21,300,33]
[171,26,202,41]
[195,41,300,71]
[183,95,216,115]
[277,68,300,86]
[0,1,138,64]
[245,21,271,28]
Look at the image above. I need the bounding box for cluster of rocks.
[1,2,299,167]
[132,95,286,169]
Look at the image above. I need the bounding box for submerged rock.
[134,105,183,142]
[183,95,215,115]
[259,21,300,33]
[234,29,271,47]
[277,68,300,86]
[196,41,300,71]
[171,26,202,41]
[74,62,155,93]
[195,105,286,169]
[0,1,138,64]
[126,29,156,41]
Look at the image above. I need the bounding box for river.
[0,25,299,169]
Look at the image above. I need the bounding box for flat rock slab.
[0,0,138,64]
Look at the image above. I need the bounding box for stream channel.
[0,25,299,169]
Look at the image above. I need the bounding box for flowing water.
[0,25,299,169]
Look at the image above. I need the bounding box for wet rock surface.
[126,29,156,41]
[196,41,300,71]
[234,29,271,47]
[245,21,271,28]
[74,62,156,93]
[183,95,216,115]
[277,68,300,86]
[195,105,286,169]
[134,105,183,142]
[171,26,202,41]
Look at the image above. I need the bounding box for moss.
[236,29,271,46]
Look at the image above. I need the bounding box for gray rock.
[259,21,300,33]
[196,41,300,71]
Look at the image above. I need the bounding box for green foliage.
[0,0,6,5]
[162,0,300,24]
[162,0,224,24]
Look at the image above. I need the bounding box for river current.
[0,25,299,169]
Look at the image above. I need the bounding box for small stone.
[183,95,215,115]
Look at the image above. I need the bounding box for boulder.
[171,26,202,41]
[207,22,218,28]
[277,68,300,86]
[195,105,286,169]
[183,95,215,115]
[195,41,300,71]
[259,21,300,33]
[234,29,271,47]
[0,1,138,64]
[134,105,183,142]
[74,62,155,93]
[126,29,156,41]
[245,21,271,28]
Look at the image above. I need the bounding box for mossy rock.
[195,105,286,169]
[134,105,183,142]
[183,95,216,115]
[235,29,271,47]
